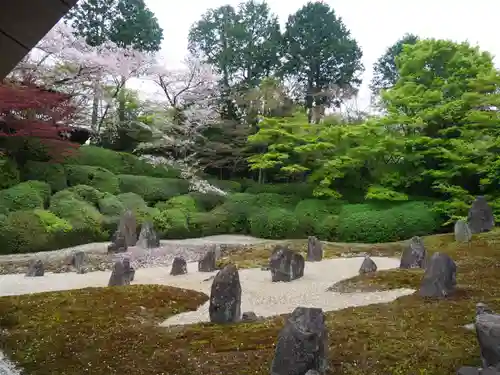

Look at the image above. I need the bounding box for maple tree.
[0,80,80,164]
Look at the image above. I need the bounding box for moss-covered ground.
[0,231,498,374]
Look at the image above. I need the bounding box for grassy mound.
[1,231,497,374]
[0,285,208,375]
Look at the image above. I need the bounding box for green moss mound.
[0,285,208,375]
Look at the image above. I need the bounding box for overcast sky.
[131,0,500,111]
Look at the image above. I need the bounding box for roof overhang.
[0,0,78,80]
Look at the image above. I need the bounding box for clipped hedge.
[50,190,104,232]
[153,208,190,239]
[249,208,301,239]
[118,175,189,204]
[294,198,343,235]
[0,181,51,214]
[0,210,51,254]
[68,185,104,205]
[65,165,120,194]
[207,179,242,193]
[0,159,20,189]
[64,146,180,178]
[245,182,315,199]
[21,161,67,192]
[188,191,226,211]
[337,201,442,243]
[155,195,199,213]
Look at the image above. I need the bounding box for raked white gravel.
[0,256,415,327]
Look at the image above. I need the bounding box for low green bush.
[0,210,50,254]
[0,159,20,189]
[33,209,72,234]
[98,194,125,217]
[65,165,120,194]
[187,212,226,237]
[188,191,226,211]
[64,146,180,178]
[314,215,339,241]
[68,185,104,205]
[0,181,51,214]
[337,201,442,243]
[245,182,315,199]
[294,199,343,235]
[50,190,104,231]
[21,161,67,192]
[118,175,189,204]
[156,195,199,213]
[249,208,301,239]
[153,209,190,239]
[207,179,242,192]
[117,193,159,223]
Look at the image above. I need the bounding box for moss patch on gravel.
[217,239,406,269]
[0,231,499,374]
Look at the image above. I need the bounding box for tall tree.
[188,0,282,120]
[369,33,419,99]
[65,0,163,51]
[282,1,363,123]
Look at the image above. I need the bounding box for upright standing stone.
[269,245,305,282]
[170,256,188,275]
[271,307,328,375]
[25,259,44,277]
[359,255,377,274]
[454,219,472,243]
[307,236,323,262]
[209,264,242,324]
[468,196,495,234]
[122,258,135,283]
[419,252,457,298]
[476,311,500,369]
[198,245,217,272]
[108,210,137,253]
[137,221,160,249]
[108,260,129,286]
[70,251,87,273]
[400,236,426,269]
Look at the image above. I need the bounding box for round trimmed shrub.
[188,191,226,211]
[0,181,50,214]
[337,201,442,243]
[153,209,190,239]
[64,146,180,178]
[98,194,126,217]
[156,195,199,213]
[21,161,67,192]
[187,212,224,237]
[34,209,72,234]
[314,215,339,241]
[68,185,104,205]
[245,183,315,199]
[207,179,242,193]
[249,208,300,239]
[65,165,120,194]
[0,210,50,254]
[118,175,189,204]
[294,199,343,235]
[50,191,104,230]
[117,193,159,223]
[0,159,20,189]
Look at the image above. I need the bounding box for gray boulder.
[476,311,500,369]
[209,264,242,324]
[70,251,86,273]
[108,260,131,286]
[271,307,328,375]
[468,196,495,234]
[122,257,135,283]
[269,245,305,282]
[25,259,44,277]
[400,236,426,269]
[307,236,323,262]
[170,256,188,276]
[108,210,137,253]
[457,367,500,375]
[198,246,217,272]
[359,255,377,274]
[419,252,457,298]
[137,221,160,249]
[454,219,472,243]
[241,311,263,322]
